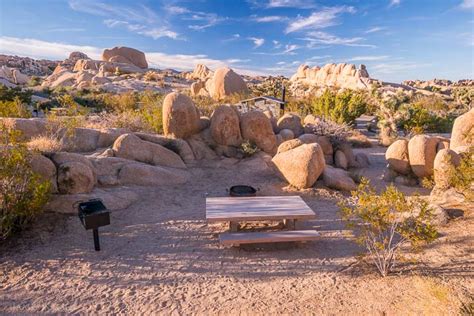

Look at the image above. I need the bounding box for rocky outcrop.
[408,135,438,178]
[30,154,58,193]
[386,139,411,175]
[162,92,201,139]
[322,165,357,191]
[0,65,30,85]
[192,67,248,100]
[118,163,189,186]
[272,143,326,189]
[290,63,374,90]
[102,46,148,69]
[187,64,212,80]
[112,133,186,169]
[450,108,473,151]
[277,113,304,137]
[277,139,304,154]
[57,161,95,194]
[0,118,47,140]
[210,105,242,146]
[240,111,277,155]
[433,149,460,189]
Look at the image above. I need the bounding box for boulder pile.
[385,108,473,187]
[190,66,248,100]
[289,63,375,92]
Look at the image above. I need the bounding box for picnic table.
[206,196,320,246]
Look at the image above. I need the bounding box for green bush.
[0,125,51,240]
[0,85,32,104]
[399,102,455,134]
[339,178,438,277]
[311,89,367,125]
[0,97,31,118]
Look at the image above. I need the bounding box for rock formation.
[190,66,248,100]
[102,46,148,69]
[290,63,374,91]
[162,92,201,139]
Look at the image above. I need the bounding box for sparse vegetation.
[0,124,51,240]
[339,178,438,277]
[311,89,368,125]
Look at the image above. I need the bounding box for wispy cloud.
[104,19,178,39]
[301,31,376,48]
[69,0,179,40]
[254,44,301,55]
[0,36,102,60]
[44,28,86,33]
[165,5,226,31]
[248,37,265,48]
[371,61,431,74]
[285,6,355,33]
[223,34,241,42]
[389,0,401,7]
[252,15,287,23]
[347,55,389,62]
[248,0,316,9]
[460,0,474,9]
[365,26,385,34]
[273,40,282,49]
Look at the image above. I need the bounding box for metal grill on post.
[77,199,110,251]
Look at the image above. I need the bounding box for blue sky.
[0,0,473,82]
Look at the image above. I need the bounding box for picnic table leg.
[229,221,239,232]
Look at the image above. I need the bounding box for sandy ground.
[0,144,473,315]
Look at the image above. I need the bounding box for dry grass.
[27,135,63,153]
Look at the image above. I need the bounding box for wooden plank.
[219,230,320,245]
[206,196,315,222]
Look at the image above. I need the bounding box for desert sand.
[0,144,472,315]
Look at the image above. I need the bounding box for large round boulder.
[277,139,304,154]
[205,67,248,100]
[322,165,357,191]
[57,161,95,194]
[408,134,438,178]
[277,113,304,137]
[433,149,461,189]
[450,108,473,151]
[240,111,277,155]
[113,133,186,169]
[162,92,200,139]
[102,46,148,69]
[30,154,58,193]
[271,143,326,189]
[386,139,411,175]
[210,105,242,146]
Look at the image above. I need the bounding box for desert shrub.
[27,135,63,153]
[240,140,260,157]
[28,76,41,87]
[375,91,411,145]
[450,146,474,201]
[305,116,353,143]
[0,97,31,118]
[0,85,32,104]
[339,179,438,277]
[311,89,367,125]
[452,87,473,110]
[192,95,218,117]
[0,125,51,239]
[399,103,455,135]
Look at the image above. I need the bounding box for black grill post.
[77,199,110,251]
[93,229,100,251]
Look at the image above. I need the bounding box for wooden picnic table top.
[206,196,316,223]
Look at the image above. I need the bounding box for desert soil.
[0,144,472,315]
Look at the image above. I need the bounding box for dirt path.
[0,144,472,314]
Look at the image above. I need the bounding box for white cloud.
[389,0,401,7]
[265,0,316,9]
[347,55,389,62]
[249,37,265,48]
[0,36,102,60]
[273,40,282,49]
[0,36,267,76]
[70,0,179,40]
[365,27,385,34]
[282,44,300,55]
[460,0,474,9]
[371,61,431,75]
[302,31,376,48]
[285,6,355,33]
[252,15,287,23]
[187,12,226,31]
[104,19,178,40]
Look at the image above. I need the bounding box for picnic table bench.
[206,196,319,246]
